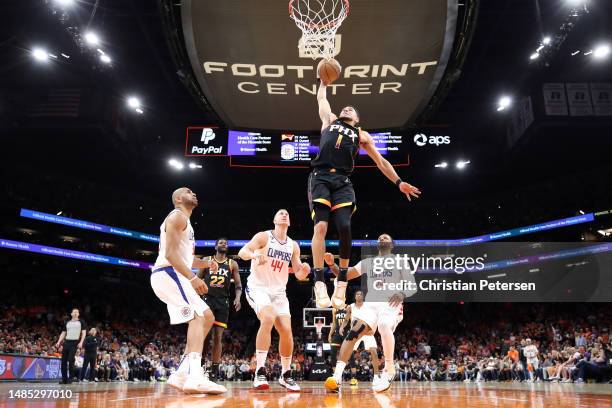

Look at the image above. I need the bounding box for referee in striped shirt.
[55,308,86,384]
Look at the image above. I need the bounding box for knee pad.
[333,207,352,259]
[345,321,367,341]
[312,203,330,224]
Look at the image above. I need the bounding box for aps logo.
[413,133,451,147]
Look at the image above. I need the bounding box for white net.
[289,0,350,60]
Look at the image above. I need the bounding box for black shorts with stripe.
[307,169,356,219]
[202,295,229,328]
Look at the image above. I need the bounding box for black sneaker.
[279,370,300,391]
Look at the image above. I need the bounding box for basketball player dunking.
[238,209,311,391]
[198,237,242,380]
[310,80,421,309]
[149,187,226,394]
[323,234,411,393]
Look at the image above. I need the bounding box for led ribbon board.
[20,209,594,247]
[179,0,457,130]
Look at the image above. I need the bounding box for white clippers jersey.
[247,230,294,291]
[153,209,195,270]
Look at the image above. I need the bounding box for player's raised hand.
[388,293,405,308]
[191,276,208,295]
[399,182,421,201]
[324,252,335,266]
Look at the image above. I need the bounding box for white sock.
[177,354,189,374]
[281,356,291,375]
[384,359,395,376]
[187,352,202,376]
[256,350,268,372]
[333,361,346,382]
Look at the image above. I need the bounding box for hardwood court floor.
[1,380,612,408]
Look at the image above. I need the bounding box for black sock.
[314,268,325,282]
[338,268,348,282]
[212,363,219,374]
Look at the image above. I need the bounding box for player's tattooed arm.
[339,305,351,336]
[323,253,361,280]
[238,231,268,264]
[192,256,219,271]
[317,82,337,130]
[231,259,242,311]
[359,130,421,201]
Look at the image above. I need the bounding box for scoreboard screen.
[186,127,409,168]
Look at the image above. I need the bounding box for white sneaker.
[253,367,270,390]
[278,371,300,392]
[331,280,347,309]
[167,371,188,391]
[373,372,392,393]
[182,374,227,394]
[314,281,331,308]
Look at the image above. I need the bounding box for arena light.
[99,54,111,64]
[529,52,540,61]
[127,96,141,109]
[54,0,74,7]
[456,160,471,170]
[497,96,512,112]
[542,36,552,45]
[84,32,100,46]
[189,163,203,169]
[135,108,144,115]
[571,50,581,56]
[168,158,185,170]
[434,162,448,168]
[32,48,49,62]
[60,53,70,59]
[593,44,610,59]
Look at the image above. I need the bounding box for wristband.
[395,178,403,187]
[189,275,197,282]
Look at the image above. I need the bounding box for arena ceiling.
[167,0,466,131]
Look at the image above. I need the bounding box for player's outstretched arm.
[193,256,219,271]
[238,231,268,263]
[317,82,337,130]
[291,241,311,281]
[359,130,421,201]
[323,252,361,280]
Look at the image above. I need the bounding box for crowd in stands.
[2,297,610,384]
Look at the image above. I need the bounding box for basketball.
[317,58,341,85]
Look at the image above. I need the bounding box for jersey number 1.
[271,259,283,273]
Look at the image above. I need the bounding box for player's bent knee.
[345,321,367,341]
[314,221,328,236]
[202,309,215,323]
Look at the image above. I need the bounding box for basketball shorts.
[245,285,290,316]
[307,170,356,219]
[202,295,230,328]
[330,333,344,347]
[150,266,210,325]
[527,358,539,370]
[352,302,402,333]
[353,334,377,350]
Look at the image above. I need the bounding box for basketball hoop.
[289,0,350,60]
[315,320,324,338]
